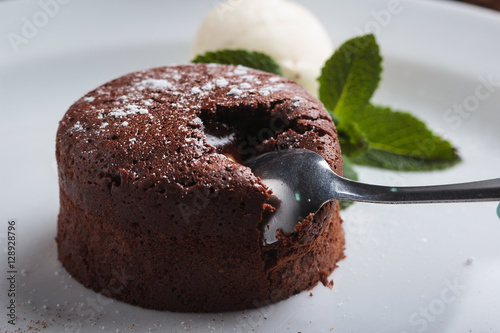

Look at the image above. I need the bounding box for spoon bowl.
[247,148,500,244]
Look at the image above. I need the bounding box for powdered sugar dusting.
[191,87,202,94]
[239,82,252,89]
[109,104,149,117]
[233,65,248,75]
[190,117,203,126]
[227,87,243,96]
[216,78,228,88]
[241,75,255,81]
[72,121,84,132]
[259,88,271,96]
[137,78,173,90]
[202,82,214,91]
[259,83,285,97]
[292,96,304,107]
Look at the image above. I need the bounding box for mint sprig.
[318,34,460,171]
[192,49,282,75]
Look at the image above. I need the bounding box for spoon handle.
[334,176,500,204]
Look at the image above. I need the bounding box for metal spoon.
[246,148,500,244]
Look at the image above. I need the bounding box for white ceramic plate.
[1,1,500,332]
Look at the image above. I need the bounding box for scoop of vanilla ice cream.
[191,0,333,97]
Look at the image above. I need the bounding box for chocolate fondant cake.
[56,63,345,312]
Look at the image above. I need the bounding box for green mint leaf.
[350,104,460,161]
[352,149,461,171]
[318,34,460,171]
[318,34,382,118]
[339,156,358,210]
[192,49,282,75]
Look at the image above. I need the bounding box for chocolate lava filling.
[199,103,289,164]
[199,103,329,253]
